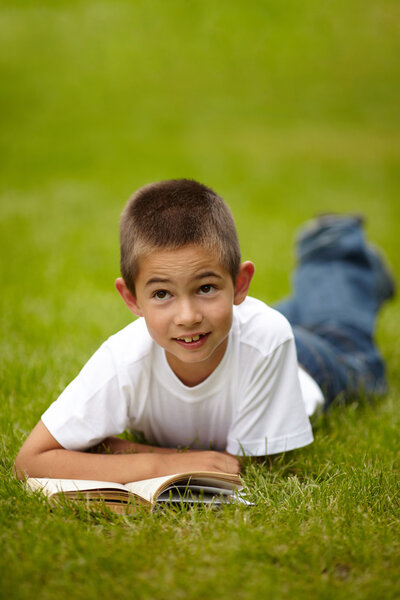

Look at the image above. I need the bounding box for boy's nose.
[174,299,202,327]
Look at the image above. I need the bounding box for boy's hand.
[157,450,240,476]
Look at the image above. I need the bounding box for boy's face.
[116,245,254,387]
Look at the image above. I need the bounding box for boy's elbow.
[13,445,59,480]
[13,449,31,480]
[13,442,45,480]
[14,420,64,480]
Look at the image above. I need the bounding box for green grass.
[1,1,399,598]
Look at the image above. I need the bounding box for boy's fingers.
[171,450,240,475]
[222,452,241,472]
[218,452,240,473]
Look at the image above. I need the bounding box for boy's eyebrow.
[144,271,223,287]
[145,277,171,287]
[195,271,223,280]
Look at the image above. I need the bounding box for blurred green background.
[1,0,399,411]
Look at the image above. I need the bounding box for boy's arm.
[14,420,240,484]
[94,436,179,455]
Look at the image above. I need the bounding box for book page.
[26,478,129,498]
[156,491,231,504]
[124,474,178,503]
[164,484,233,496]
[188,477,241,491]
[125,472,242,504]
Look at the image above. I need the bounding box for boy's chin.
[165,348,211,364]
[166,336,228,365]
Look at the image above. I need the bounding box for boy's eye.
[153,290,171,301]
[198,284,215,295]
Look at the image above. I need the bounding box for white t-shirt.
[42,297,319,456]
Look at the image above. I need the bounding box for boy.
[14,179,394,484]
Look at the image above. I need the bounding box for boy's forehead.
[137,245,228,282]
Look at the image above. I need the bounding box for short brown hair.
[120,179,241,294]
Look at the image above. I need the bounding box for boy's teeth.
[179,335,201,342]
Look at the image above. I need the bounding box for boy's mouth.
[173,332,210,347]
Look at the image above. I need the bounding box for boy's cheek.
[209,299,234,324]
[143,314,169,340]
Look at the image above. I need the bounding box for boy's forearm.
[96,436,178,455]
[16,447,168,484]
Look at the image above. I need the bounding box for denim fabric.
[275,217,389,408]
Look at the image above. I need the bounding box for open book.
[26,471,249,514]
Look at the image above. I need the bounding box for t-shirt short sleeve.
[41,343,131,450]
[226,316,314,456]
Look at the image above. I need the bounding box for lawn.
[1,1,399,599]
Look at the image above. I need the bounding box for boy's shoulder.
[234,296,294,355]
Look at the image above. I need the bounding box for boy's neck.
[165,338,228,387]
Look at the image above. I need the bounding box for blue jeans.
[275,217,392,408]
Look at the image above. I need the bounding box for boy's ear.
[233,261,255,305]
[115,277,143,317]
